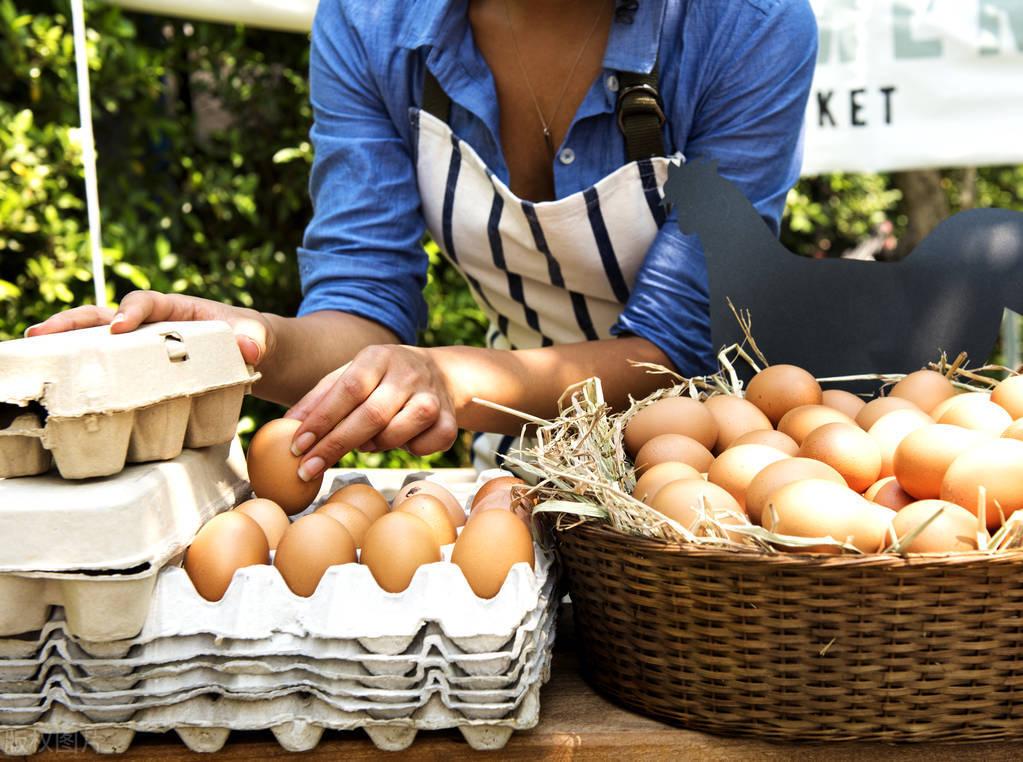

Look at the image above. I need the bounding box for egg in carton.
[0,321,259,480]
[0,442,248,640]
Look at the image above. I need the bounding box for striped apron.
[414,109,676,469]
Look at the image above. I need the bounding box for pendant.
[543,127,554,157]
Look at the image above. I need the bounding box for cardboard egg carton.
[0,589,554,693]
[0,678,544,754]
[0,442,248,641]
[0,621,552,721]
[0,630,551,723]
[0,321,259,479]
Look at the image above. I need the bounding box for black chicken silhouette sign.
[662,160,1023,378]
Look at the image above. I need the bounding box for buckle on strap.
[616,83,666,132]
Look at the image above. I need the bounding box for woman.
[29,0,817,479]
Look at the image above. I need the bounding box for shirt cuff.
[610,225,718,377]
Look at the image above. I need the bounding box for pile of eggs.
[626,366,1023,554]
[183,419,535,602]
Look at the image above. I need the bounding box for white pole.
[70,0,107,309]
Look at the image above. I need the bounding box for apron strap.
[422,68,451,124]
[616,63,667,161]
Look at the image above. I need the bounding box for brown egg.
[992,376,1023,419]
[892,500,978,553]
[730,429,800,456]
[325,483,390,522]
[778,405,855,446]
[649,478,746,539]
[930,392,990,422]
[360,512,441,593]
[1004,419,1023,442]
[315,501,373,547]
[707,444,788,510]
[893,424,984,500]
[273,513,356,597]
[940,438,1023,530]
[744,364,823,426]
[247,419,323,515]
[623,396,718,454]
[184,512,269,602]
[234,498,290,550]
[452,509,535,599]
[937,396,1013,434]
[703,395,772,452]
[821,389,866,419]
[396,494,457,545]
[394,480,465,528]
[889,370,956,413]
[799,422,882,493]
[864,476,916,511]
[632,462,702,504]
[855,397,920,431]
[468,490,532,526]
[634,433,714,473]
[744,457,846,525]
[470,476,527,508]
[867,408,933,478]
[763,479,891,554]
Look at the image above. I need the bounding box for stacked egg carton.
[0,472,558,754]
[0,321,257,752]
[0,321,258,643]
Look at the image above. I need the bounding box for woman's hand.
[26,291,274,367]
[286,345,458,481]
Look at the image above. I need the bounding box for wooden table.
[28,605,1023,761]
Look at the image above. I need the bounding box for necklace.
[502,0,609,157]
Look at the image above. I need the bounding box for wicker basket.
[557,519,1023,742]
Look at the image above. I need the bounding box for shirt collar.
[399,0,667,75]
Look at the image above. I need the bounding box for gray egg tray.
[0,321,258,479]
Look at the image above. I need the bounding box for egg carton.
[0,442,249,641]
[0,636,552,726]
[0,622,552,718]
[0,676,544,755]
[0,600,556,696]
[2,594,554,689]
[0,321,258,479]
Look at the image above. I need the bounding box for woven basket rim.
[556,517,1023,569]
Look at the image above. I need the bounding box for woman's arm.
[286,336,673,481]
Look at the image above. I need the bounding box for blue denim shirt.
[298,0,817,376]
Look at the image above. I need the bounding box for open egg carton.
[0,470,559,754]
[0,441,249,641]
[0,321,259,479]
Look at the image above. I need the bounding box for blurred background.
[2,0,1021,468]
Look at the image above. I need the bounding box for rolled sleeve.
[297,0,428,345]
[612,0,817,376]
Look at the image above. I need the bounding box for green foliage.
[1,0,1020,468]
[0,0,485,467]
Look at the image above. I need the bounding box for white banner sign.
[804,0,1023,174]
[104,0,1023,174]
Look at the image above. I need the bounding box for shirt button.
[559,148,576,165]
[606,74,619,92]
